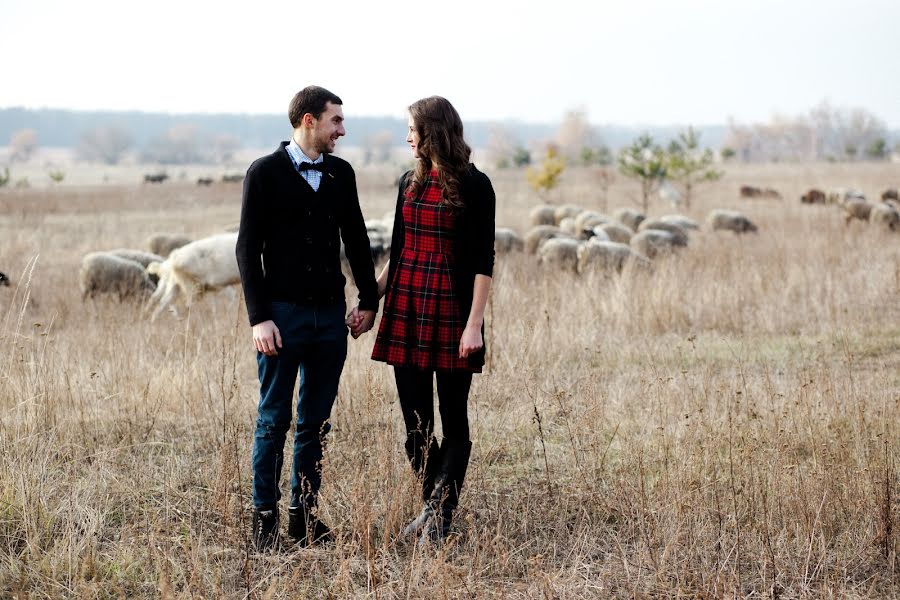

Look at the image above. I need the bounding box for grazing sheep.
[594,222,634,245]
[613,207,646,232]
[495,228,524,253]
[525,225,571,254]
[0,271,9,287]
[80,253,155,301]
[574,211,610,233]
[559,217,578,237]
[802,189,828,204]
[537,237,580,272]
[577,240,648,274]
[631,229,685,259]
[883,188,899,202]
[553,204,584,225]
[529,205,557,227]
[885,199,900,212]
[843,199,873,224]
[363,220,393,263]
[145,233,240,320]
[197,177,214,186]
[143,173,168,184]
[587,228,610,242]
[706,209,758,234]
[106,249,165,285]
[741,185,782,199]
[106,249,165,269]
[146,233,193,258]
[659,214,700,230]
[222,174,244,183]
[639,219,690,246]
[869,203,900,232]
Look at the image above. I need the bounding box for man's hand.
[346,306,376,339]
[252,320,282,356]
[459,323,483,358]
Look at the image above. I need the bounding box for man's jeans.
[251,301,347,509]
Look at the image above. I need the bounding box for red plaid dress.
[372,171,479,372]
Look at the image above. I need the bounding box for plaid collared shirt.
[286,138,324,192]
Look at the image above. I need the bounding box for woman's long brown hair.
[406,96,472,208]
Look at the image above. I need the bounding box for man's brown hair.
[288,86,343,128]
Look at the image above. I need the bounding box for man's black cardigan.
[386,165,496,367]
[236,142,378,326]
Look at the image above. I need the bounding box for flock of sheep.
[77,216,396,319]
[79,232,240,319]
[69,182,897,317]
[799,187,900,232]
[492,204,758,275]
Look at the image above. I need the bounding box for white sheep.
[554,204,584,225]
[630,229,685,259]
[659,214,700,230]
[558,217,578,237]
[613,207,646,232]
[495,227,524,253]
[537,237,580,272]
[706,209,758,234]
[843,199,873,225]
[107,249,165,268]
[869,203,900,232]
[145,233,240,320]
[525,225,571,254]
[638,219,690,246]
[529,205,557,227]
[80,252,156,301]
[594,222,634,245]
[574,211,610,233]
[146,233,192,257]
[577,240,648,274]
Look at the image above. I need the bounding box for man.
[236,85,377,551]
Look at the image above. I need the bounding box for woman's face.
[407,115,421,159]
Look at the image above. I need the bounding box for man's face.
[312,102,345,154]
[406,115,421,159]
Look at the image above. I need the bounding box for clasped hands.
[345,306,376,339]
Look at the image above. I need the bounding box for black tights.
[393,366,472,442]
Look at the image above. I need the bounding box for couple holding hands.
[235,86,495,551]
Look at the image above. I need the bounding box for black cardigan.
[236,142,378,326]
[386,165,496,366]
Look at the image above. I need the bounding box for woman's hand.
[459,323,483,358]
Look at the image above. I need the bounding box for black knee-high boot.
[403,437,472,542]
[405,432,442,501]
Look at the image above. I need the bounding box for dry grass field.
[1,160,898,598]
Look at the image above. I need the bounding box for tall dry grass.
[0,162,898,598]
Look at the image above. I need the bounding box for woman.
[369,96,495,542]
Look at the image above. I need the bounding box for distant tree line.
[721,101,895,162]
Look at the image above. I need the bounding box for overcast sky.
[2,0,898,127]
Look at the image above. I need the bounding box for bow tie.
[298,161,326,173]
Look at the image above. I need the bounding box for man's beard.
[315,135,334,155]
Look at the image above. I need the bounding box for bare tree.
[143,125,204,164]
[76,126,134,165]
[486,125,518,169]
[556,108,594,162]
[725,101,887,163]
[9,129,38,163]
